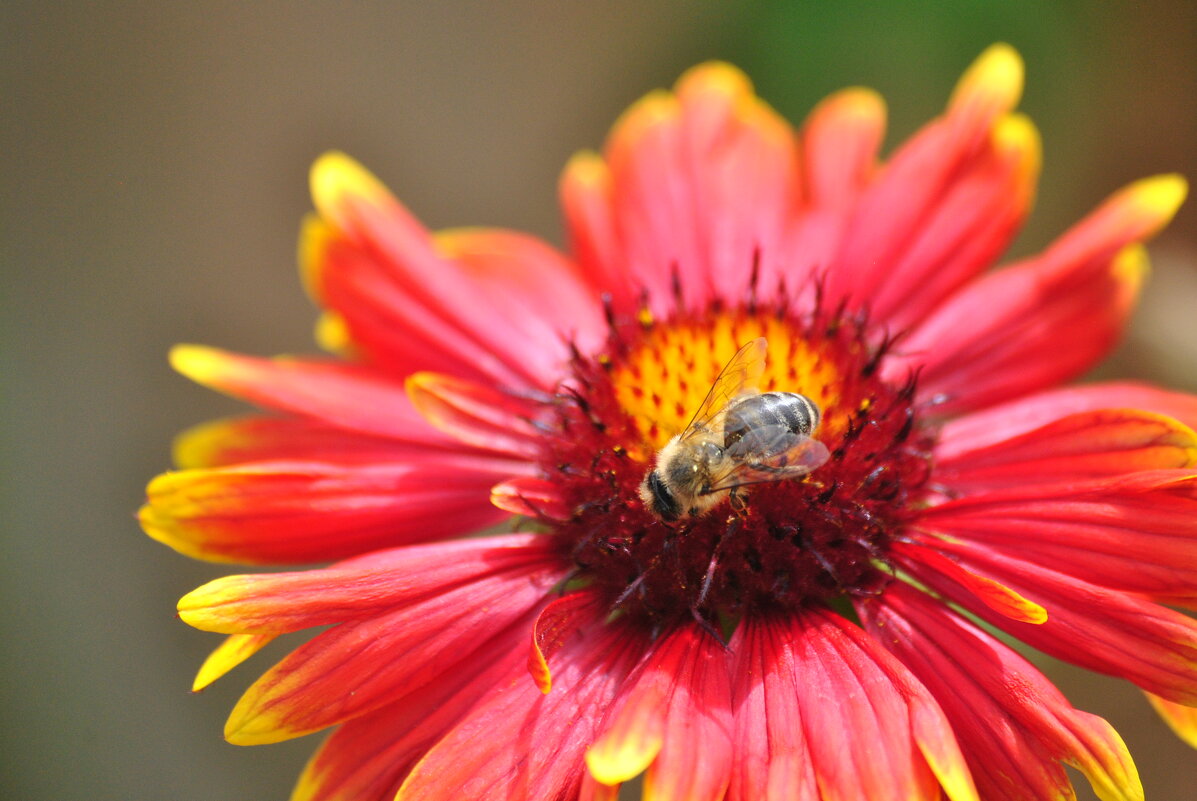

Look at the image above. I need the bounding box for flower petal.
[291,622,528,801]
[862,583,1143,801]
[528,590,604,694]
[433,228,607,374]
[917,470,1197,600]
[490,476,570,520]
[903,540,1197,704]
[935,408,1197,491]
[784,88,886,296]
[170,345,448,445]
[586,623,733,801]
[789,608,979,801]
[302,212,516,384]
[890,242,1147,415]
[192,633,276,692]
[875,112,1041,331]
[178,533,561,634]
[405,371,547,459]
[308,153,568,388]
[142,459,520,564]
[801,87,886,208]
[395,613,641,801]
[726,616,819,801]
[172,415,419,469]
[1145,692,1197,750]
[824,45,1026,316]
[893,541,1047,624]
[224,569,556,744]
[937,381,1197,456]
[888,174,1186,414]
[587,62,799,312]
[559,151,635,310]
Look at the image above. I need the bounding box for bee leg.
[612,547,665,611]
[696,551,719,611]
[695,517,742,611]
[612,569,650,610]
[689,606,727,645]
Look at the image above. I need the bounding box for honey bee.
[638,337,830,521]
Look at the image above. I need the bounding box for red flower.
[142,44,1193,801]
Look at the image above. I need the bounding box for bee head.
[638,469,681,521]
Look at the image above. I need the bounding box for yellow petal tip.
[952,43,1024,113]
[1127,173,1188,228]
[297,212,332,301]
[314,311,353,357]
[831,86,887,120]
[993,112,1041,161]
[1112,243,1151,287]
[1146,692,1197,750]
[309,151,390,228]
[585,738,661,787]
[561,150,611,195]
[607,90,680,154]
[223,689,298,746]
[192,633,274,692]
[676,60,753,99]
[168,343,223,383]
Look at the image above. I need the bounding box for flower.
[140,43,1195,801]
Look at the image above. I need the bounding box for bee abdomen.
[723,392,821,452]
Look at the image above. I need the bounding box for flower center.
[541,297,934,629]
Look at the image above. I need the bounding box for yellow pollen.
[611,315,844,450]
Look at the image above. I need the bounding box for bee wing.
[704,428,831,494]
[678,337,768,441]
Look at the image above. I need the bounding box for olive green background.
[3,2,1195,799]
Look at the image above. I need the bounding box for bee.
[638,337,830,521]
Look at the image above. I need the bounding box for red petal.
[224,570,555,744]
[528,590,603,694]
[433,228,607,376]
[302,213,521,385]
[405,371,547,460]
[886,242,1147,415]
[172,415,425,469]
[888,174,1185,414]
[291,622,528,801]
[873,114,1040,331]
[788,608,978,801]
[142,459,519,564]
[904,540,1197,704]
[177,533,561,634]
[935,408,1197,491]
[861,583,1143,801]
[587,623,733,801]
[938,382,1197,457]
[800,87,886,208]
[490,477,570,520]
[892,541,1046,624]
[784,88,885,297]
[726,616,819,801]
[395,613,641,801]
[587,63,799,313]
[559,152,635,311]
[170,345,449,445]
[824,45,1025,314]
[917,471,1197,600]
[308,153,577,389]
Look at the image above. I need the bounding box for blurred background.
[3,2,1195,799]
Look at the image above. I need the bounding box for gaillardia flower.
[142,44,1195,801]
